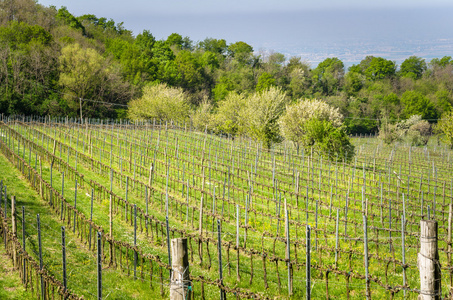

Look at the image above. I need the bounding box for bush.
[436,111,453,148]
[241,87,290,148]
[191,99,215,132]
[301,118,355,162]
[279,98,344,152]
[212,92,247,135]
[127,83,190,123]
[378,115,431,146]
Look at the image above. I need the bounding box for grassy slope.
[0,246,33,300]
[0,150,162,299]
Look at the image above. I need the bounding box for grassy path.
[0,151,163,299]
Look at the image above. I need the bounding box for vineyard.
[1,115,453,299]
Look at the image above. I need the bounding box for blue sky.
[37,0,453,66]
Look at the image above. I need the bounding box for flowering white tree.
[279,99,344,151]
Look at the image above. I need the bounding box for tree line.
[0,0,452,138]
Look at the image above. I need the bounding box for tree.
[312,57,344,95]
[256,72,275,92]
[0,21,58,115]
[344,71,365,96]
[227,41,253,57]
[401,90,438,120]
[353,56,396,81]
[212,91,247,135]
[56,7,85,35]
[197,38,227,55]
[299,118,355,162]
[105,37,156,85]
[127,83,190,123]
[227,41,253,65]
[436,111,453,148]
[364,57,396,81]
[240,87,290,148]
[379,115,431,146]
[432,89,452,114]
[191,99,215,131]
[58,43,131,118]
[166,33,192,50]
[135,30,155,53]
[429,56,453,68]
[279,99,344,153]
[400,56,426,79]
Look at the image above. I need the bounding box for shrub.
[191,99,215,132]
[241,87,290,148]
[127,83,190,123]
[301,118,355,162]
[279,98,344,152]
[378,115,431,146]
[212,91,247,135]
[436,111,453,149]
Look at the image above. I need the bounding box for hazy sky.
[36,0,453,65]
[37,0,452,15]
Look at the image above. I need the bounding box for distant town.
[261,38,453,69]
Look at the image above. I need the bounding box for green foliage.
[240,87,290,148]
[344,96,378,134]
[59,43,131,118]
[135,30,155,52]
[0,21,52,49]
[379,115,431,146]
[364,57,396,81]
[227,41,254,65]
[299,118,355,162]
[312,57,344,95]
[174,50,204,94]
[197,37,227,55]
[400,56,426,79]
[401,90,438,119]
[78,14,131,40]
[191,99,215,131]
[256,72,276,92]
[432,89,452,114]
[429,56,453,68]
[0,21,58,115]
[436,111,453,148]
[352,56,396,81]
[212,91,247,135]
[105,37,156,85]
[3,0,453,130]
[127,83,190,123]
[166,33,192,50]
[344,71,365,96]
[279,98,344,151]
[227,41,253,57]
[56,7,85,35]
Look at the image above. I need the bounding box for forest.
[0,0,452,137]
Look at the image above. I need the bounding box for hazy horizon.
[37,1,453,67]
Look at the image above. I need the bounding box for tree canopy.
[0,0,451,146]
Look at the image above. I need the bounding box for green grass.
[1,120,453,299]
[0,246,34,300]
[0,151,166,299]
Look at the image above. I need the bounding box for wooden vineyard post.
[306,225,311,300]
[62,226,67,293]
[285,199,292,296]
[170,238,191,300]
[363,214,370,299]
[418,220,441,300]
[448,203,452,288]
[97,231,102,300]
[11,196,17,267]
[236,204,240,282]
